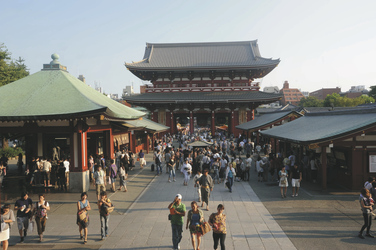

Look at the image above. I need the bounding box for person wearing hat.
[168,194,186,250]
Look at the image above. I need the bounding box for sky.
[1,0,376,96]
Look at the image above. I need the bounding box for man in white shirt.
[63,158,70,186]
[43,158,52,187]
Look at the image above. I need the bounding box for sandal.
[80,235,83,240]
[83,240,87,244]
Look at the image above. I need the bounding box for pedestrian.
[14,191,33,243]
[109,159,117,192]
[182,158,192,186]
[196,169,214,210]
[42,158,52,187]
[290,164,302,197]
[63,158,70,186]
[279,166,288,198]
[193,170,203,202]
[256,156,263,182]
[77,192,91,244]
[33,193,50,242]
[97,191,112,240]
[154,150,162,175]
[186,201,204,250]
[245,153,252,181]
[212,158,220,184]
[138,150,146,169]
[57,160,67,191]
[168,194,186,250]
[117,163,128,192]
[225,162,236,193]
[0,204,15,250]
[358,188,374,239]
[209,204,226,250]
[168,155,176,182]
[94,165,106,200]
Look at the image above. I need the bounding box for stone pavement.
[5,153,296,250]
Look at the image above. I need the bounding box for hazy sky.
[1,0,376,95]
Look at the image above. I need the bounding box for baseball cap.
[176,194,182,200]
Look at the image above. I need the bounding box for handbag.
[200,221,211,235]
[28,221,35,232]
[78,210,87,221]
[105,206,114,214]
[280,178,287,185]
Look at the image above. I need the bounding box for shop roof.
[125,41,280,71]
[125,91,281,104]
[124,118,169,132]
[0,55,145,121]
[236,110,301,131]
[260,108,376,145]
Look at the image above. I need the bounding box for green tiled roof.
[236,111,301,131]
[124,118,169,132]
[260,109,376,144]
[0,69,145,121]
[125,91,282,104]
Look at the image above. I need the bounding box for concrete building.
[309,87,341,100]
[279,81,305,106]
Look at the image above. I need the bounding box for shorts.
[17,217,29,230]
[292,178,300,187]
[96,184,106,195]
[111,177,116,184]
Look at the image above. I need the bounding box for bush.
[0,147,24,158]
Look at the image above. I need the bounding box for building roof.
[0,56,145,121]
[236,110,301,131]
[125,41,280,71]
[123,118,169,132]
[260,108,376,145]
[125,91,282,104]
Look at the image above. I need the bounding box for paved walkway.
[6,155,295,249]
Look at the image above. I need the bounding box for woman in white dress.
[279,166,289,198]
[0,204,15,250]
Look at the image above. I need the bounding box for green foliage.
[298,96,324,107]
[0,147,24,158]
[369,85,376,100]
[323,93,374,107]
[0,43,29,87]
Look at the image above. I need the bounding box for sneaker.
[365,233,374,238]
[173,179,176,182]
[295,194,299,197]
[178,244,180,249]
[20,237,24,243]
[291,195,295,197]
[358,234,365,239]
[24,229,27,237]
[168,180,171,183]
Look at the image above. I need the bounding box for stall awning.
[260,108,376,145]
[123,118,169,133]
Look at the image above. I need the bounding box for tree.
[0,44,29,148]
[323,93,374,108]
[0,43,29,87]
[298,96,324,107]
[369,85,376,100]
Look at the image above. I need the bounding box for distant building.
[78,75,86,83]
[263,86,279,94]
[301,91,309,97]
[309,87,341,100]
[140,85,147,94]
[279,81,304,106]
[123,85,134,97]
[349,85,366,93]
[95,87,103,94]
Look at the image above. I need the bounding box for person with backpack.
[109,160,117,192]
[34,193,50,242]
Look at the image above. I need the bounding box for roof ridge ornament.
[42,53,68,72]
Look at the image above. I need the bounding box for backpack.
[36,201,47,218]
[155,155,161,164]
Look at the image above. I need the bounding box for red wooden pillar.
[129,131,134,152]
[146,134,150,154]
[109,129,114,159]
[230,110,235,136]
[189,111,194,135]
[170,111,175,134]
[211,111,215,136]
[321,146,327,190]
